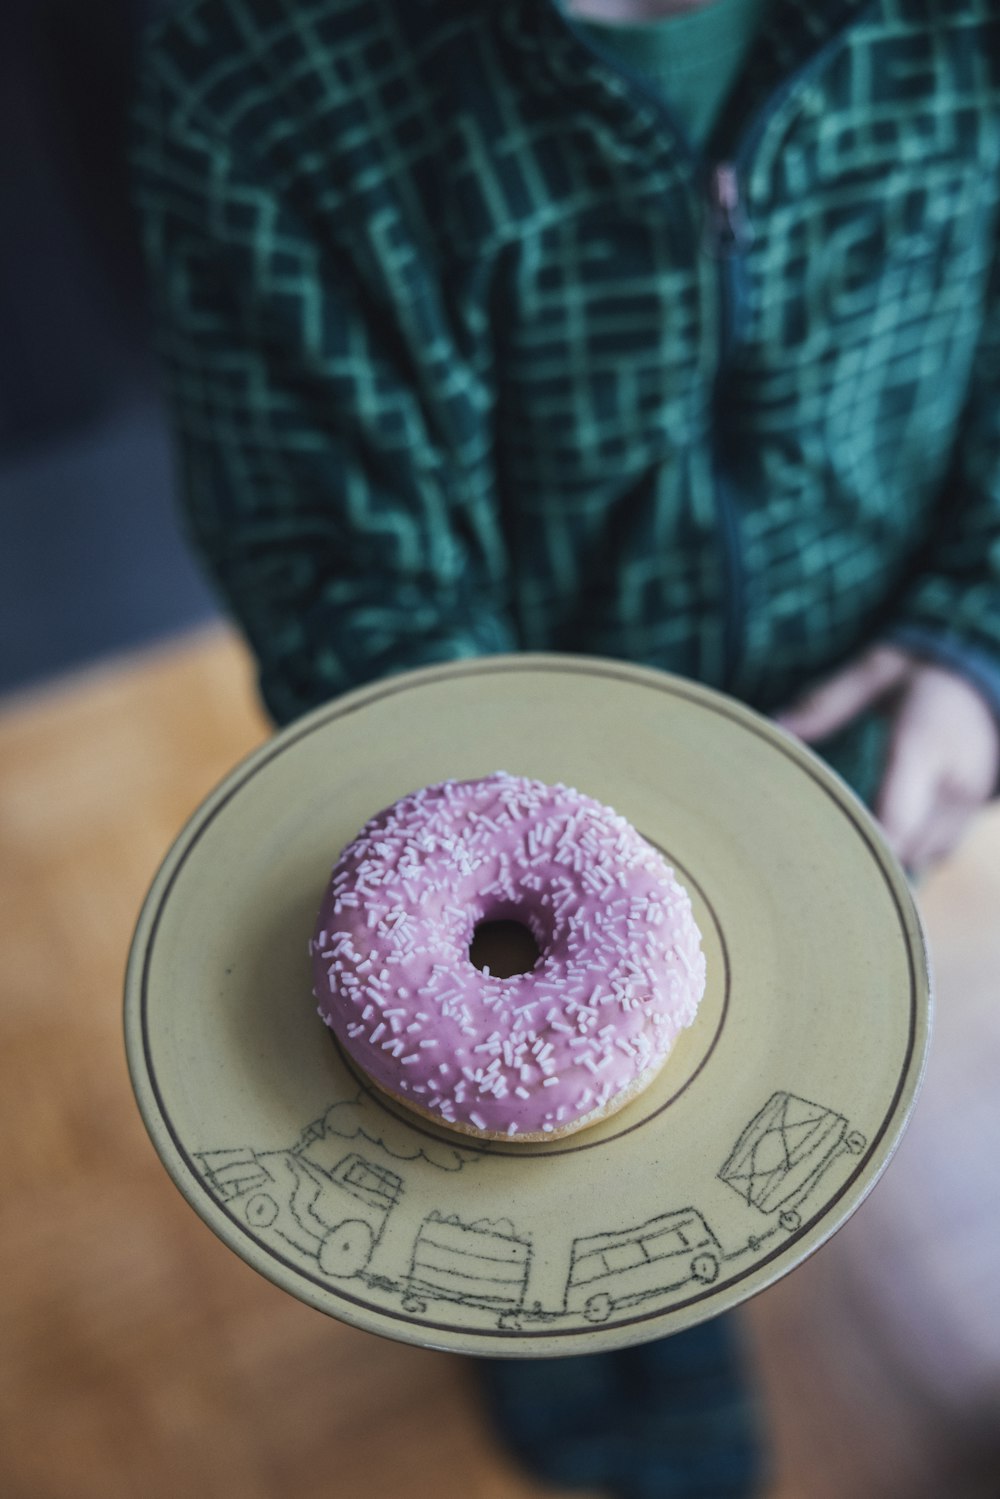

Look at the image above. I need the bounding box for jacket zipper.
[550,0,878,689]
[696,1,880,684]
[704,163,754,262]
[704,162,752,688]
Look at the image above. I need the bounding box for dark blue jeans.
[479,1314,763,1499]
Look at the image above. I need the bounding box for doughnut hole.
[469,905,543,979]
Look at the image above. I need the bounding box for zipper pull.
[704,162,754,258]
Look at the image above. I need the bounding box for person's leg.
[619,1318,764,1498]
[479,1313,764,1498]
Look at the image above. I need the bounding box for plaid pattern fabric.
[133,0,1000,752]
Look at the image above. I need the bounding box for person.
[131,0,1000,1493]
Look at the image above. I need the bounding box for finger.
[874,705,944,865]
[904,792,978,876]
[776,646,911,742]
[877,664,998,868]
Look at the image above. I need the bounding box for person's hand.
[775,644,1000,873]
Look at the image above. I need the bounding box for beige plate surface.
[125,655,931,1357]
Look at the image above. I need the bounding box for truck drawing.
[197,1145,404,1278]
[402,1213,532,1326]
[718,1090,867,1230]
[565,1208,721,1323]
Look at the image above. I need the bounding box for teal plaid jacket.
[133,0,1000,791]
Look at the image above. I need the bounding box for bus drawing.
[565,1208,721,1324]
[197,1145,404,1278]
[402,1213,532,1325]
[718,1091,866,1230]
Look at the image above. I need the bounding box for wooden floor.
[2,627,998,1499]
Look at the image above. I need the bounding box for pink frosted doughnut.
[311,772,705,1142]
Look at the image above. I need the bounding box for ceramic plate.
[124,655,930,1356]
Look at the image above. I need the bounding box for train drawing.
[402,1213,532,1325]
[718,1090,867,1231]
[197,1144,404,1278]
[565,1207,721,1323]
[192,1088,869,1331]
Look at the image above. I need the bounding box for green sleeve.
[887,238,1000,728]
[131,60,516,727]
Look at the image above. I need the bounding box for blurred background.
[1,0,216,698]
[2,4,999,1498]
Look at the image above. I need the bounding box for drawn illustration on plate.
[194,1086,871,1331]
[718,1090,867,1232]
[564,1208,722,1324]
[195,1092,475,1278]
[297,1094,477,1174]
[401,1212,534,1328]
[554,1089,869,1327]
[199,1141,403,1276]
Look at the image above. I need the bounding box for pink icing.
[311,772,705,1138]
